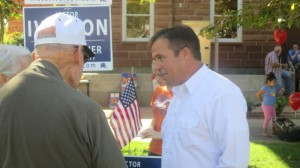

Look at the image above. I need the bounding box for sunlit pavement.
[248,118,300,143]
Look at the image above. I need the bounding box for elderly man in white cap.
[0,13,127,168]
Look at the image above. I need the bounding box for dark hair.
[292,42,299,47]
[149,25,201,60]
[265,72,276,83]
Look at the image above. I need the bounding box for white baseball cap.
[34,13,94,58]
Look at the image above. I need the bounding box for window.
[122,0,154,42]
[210,0,242,42]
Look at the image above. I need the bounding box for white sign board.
[24,0,112,5]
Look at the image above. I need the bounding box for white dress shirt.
[162,64,249,168]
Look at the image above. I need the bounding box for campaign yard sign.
[124,156,161,168]
[23,6,113,71]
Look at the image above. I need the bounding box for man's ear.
[181,47,192,59]
[32,50,40,60]
[74,47,82,64]
[31,51,36,60]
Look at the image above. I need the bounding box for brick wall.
[173,0,210,24]
[8,0,290,71]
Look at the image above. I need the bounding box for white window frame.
[210,0,242,43]
[122,0,154,42]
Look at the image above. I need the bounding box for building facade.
[7,0,299,106]
[9,0,291,74]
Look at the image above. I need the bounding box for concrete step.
[248,105,300,119]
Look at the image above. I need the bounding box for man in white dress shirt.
[150,25,249,168]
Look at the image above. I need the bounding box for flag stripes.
[110,76,142,148]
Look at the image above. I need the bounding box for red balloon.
[289,92,300,111]
[273,28,287,46]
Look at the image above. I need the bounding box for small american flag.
[110,76,142,148]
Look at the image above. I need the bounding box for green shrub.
[246,96,289,116]
[122,141,149,156]
[4,32,24,46]
[246,97,260,112]
[275,96,289,116]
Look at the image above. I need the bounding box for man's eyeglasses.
[82,48,90,63]
[74,46,90,63]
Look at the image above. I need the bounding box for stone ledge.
[248,106,300,119]
[80,73,268,106]
[248,111,300,119]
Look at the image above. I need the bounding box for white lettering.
[125,161,141,168]
[84,63,96,69]
[59,11,79,17]
[27,20,40,37]
[63,12,79,17]
[27,19,108,38]
[89,45,102,54]
[96,19,107,35]
[83,19,108,36]
[28,21,31,37]
[84,19,94,36]
[34,21,39,31]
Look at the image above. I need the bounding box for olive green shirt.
[0,60,126,168]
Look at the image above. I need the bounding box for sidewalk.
[136,107,300,143]
[248,118,300,143]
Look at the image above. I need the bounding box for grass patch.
[249,142,300,168]
[122,141,150,156]
[122,141,300,167]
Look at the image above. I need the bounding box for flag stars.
[120,78,137,108]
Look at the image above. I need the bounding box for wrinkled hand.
[141,127,162,139]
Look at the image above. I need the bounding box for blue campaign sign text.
[23,6,113,71]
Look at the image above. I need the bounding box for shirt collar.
[30,59,63,81]
[172,64,208,95]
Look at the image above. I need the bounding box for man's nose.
[153,61,162,71]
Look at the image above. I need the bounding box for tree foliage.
[200,0,300,38]
[0,0,22,43]
[5,31,23,45]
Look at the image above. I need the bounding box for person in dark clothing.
[288,43,300,91]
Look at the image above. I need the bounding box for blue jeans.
[276,70,292,95]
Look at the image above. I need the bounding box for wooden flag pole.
[131,67,134,76]
[129,66,133,155]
